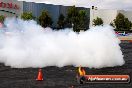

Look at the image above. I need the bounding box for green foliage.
[79,10,86,17]
[93,17,103,26]
[66,6,79,27]
[77,10,89,31]
[124,18,132,30]
[66,6,89,32]
[0,15,5,23]
[21,12,34,20]
[114,13,132,30]
[67,6,79,22]
[39,10,53,28]
[57,14,65,29]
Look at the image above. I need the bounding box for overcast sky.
[18,0,132,10]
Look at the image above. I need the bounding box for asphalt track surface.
[0,43,132,88]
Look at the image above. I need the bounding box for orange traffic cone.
[36,68,43,81]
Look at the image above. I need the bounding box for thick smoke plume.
[0,18,124,68]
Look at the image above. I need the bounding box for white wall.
[90,9,132,28]
[90,9,117,27]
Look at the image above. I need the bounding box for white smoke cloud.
[0,18,124,68]
[18,0,132,10]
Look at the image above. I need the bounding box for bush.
[0,15,5,23]
[57,14,65,29]
[93,17,103,26]
[21,12,34,20]
[113,13,132,31]
[38,10,53,28]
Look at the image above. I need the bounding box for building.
[0,0,90,28]
[22,2,90,27]
[1,0,132,29]
[90,8,132,27]
[0,0,23,17]
[23,2,63,26]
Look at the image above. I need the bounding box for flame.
[78,66,86,76]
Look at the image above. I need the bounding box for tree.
[39,10,53,28]
[93,17,103,26]
[77,10,89,31]
[66,6,89,32]
[124,18,132,30]
[113,13,132,30]
[66,6,80,32]
[0,15,5,23]
[57,14,65,29]
[21,12,34,20]
[66,6,79,23]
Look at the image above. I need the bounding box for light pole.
[92,6,97,26]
